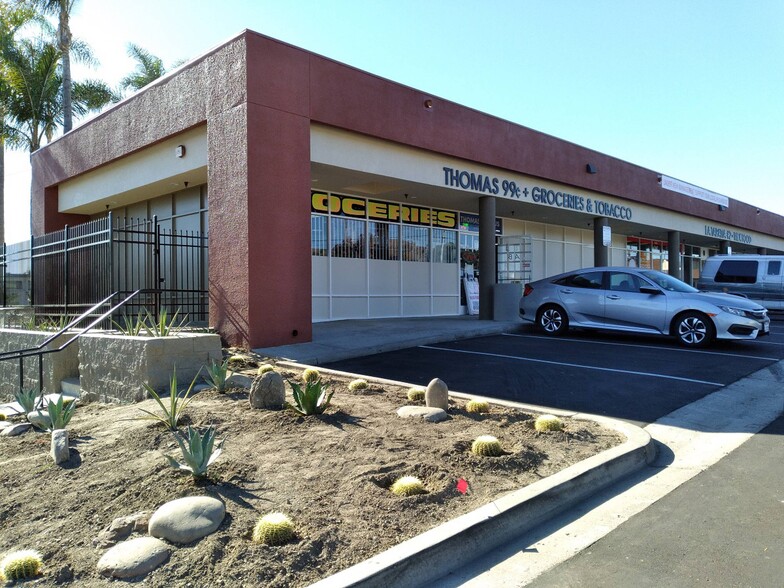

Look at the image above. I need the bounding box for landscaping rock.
[27,410,51,430]
[396,406,449,423]
[51,429,69,464]
[148,496,225,544]
[1,423,31,436]
[0,420,13,429]
[249,371,285,410]
[93,512,151,548]
[425,378,449,410]
[96,536,170,579]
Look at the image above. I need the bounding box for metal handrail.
[0,289,153,407]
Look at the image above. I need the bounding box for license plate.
[763,322,770,334]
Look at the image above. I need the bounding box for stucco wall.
[0,330,79,400]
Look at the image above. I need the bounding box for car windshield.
[640,270,698,293]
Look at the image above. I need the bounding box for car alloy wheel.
[676,312,713,347]
[538,306,567,335]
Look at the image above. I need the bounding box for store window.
[626,236,668,270]
[331,217,366,259]
[402,225,429,262]
[432,229,457,263]
[369,221,400,260]
[311,215,327,256]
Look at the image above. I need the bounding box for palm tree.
[26,0,77,133]
[120,43,165,93]
[1,0,38,244]
[2,37,113,152]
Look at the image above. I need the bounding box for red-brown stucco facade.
[30,30,784,348]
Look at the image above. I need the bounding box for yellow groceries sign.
[311,192,457,228]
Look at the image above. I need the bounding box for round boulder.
[148,496,225,544]
[97,536,170,579]
[249,371,286,409]
[425,378,449,410]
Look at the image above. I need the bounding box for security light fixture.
[175,145,186,158]
[424,99,433,110]
[586,163,597,174]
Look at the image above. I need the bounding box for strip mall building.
[30,30,784,348]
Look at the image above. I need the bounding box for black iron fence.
[0,213,208,326]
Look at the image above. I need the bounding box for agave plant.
[164,425,224,478]
[143,307,186,337]
[136,367,199,430]
[14,389,38,415]
[113,311,146,336]
[203,358,233,393]
[289,378,334,416]
[46,395,77,431]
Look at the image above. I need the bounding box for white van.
[697,255,784,310]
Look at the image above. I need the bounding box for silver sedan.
[519,267,770,348]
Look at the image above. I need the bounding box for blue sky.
[5,0,783,243]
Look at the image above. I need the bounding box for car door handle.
[606,294,622,300]
[559,289,574,294]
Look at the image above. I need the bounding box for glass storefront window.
[369,221,400,260]
[331,217,366,259]
[401,226,429,262]
[431,229,457,263]
[311,215,327,256]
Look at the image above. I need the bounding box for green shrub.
[407,387,425,402]
[289,378,333,416]
[164,425,224,478]
[348,378,369,392]
[466,399,490,413]
[390,475,427,497]
[0,549,43,581]
[252,512,295,545]
[136,367,198,430]
[471,435,504,457]
[203,358,233,393]
[534,414,563,432]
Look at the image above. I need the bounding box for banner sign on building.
[312,192,457,228]
[661,176,729,208]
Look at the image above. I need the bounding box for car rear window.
[715,260,758,284]
[556,271,604,289]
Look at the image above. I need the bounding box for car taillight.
[523,284,533,297]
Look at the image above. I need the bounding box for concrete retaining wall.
[78,333,222,403]
[0,329,79,400]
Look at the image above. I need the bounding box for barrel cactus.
[390,475,427,497]
[471,435,504,457]
[348,379,369,392]
[257,363,275,375]
[0,550,43,581]
[407,387,425,402]
[302,368,321,384]
[252,512,296,545]
[534,414,563,432]
[465,399,490,413]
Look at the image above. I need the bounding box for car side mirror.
[640,287,662,295]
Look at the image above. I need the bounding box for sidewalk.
[254,315,527,365]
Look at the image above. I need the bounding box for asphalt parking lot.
[324,316,784,427]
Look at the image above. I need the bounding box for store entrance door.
[460,233,479,314]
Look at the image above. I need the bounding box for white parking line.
[419,345,724,387]
[502,333,782,362]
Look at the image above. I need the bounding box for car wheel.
[536,305,568,336]
[674,311,715,348]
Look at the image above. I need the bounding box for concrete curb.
[284,364,656,588]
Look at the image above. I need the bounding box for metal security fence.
[0,213,208,326]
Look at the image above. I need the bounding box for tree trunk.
[0,138,5,244]
[59,3,72,133]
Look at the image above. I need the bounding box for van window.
[767,261,781,276]
[715,260,758,284]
